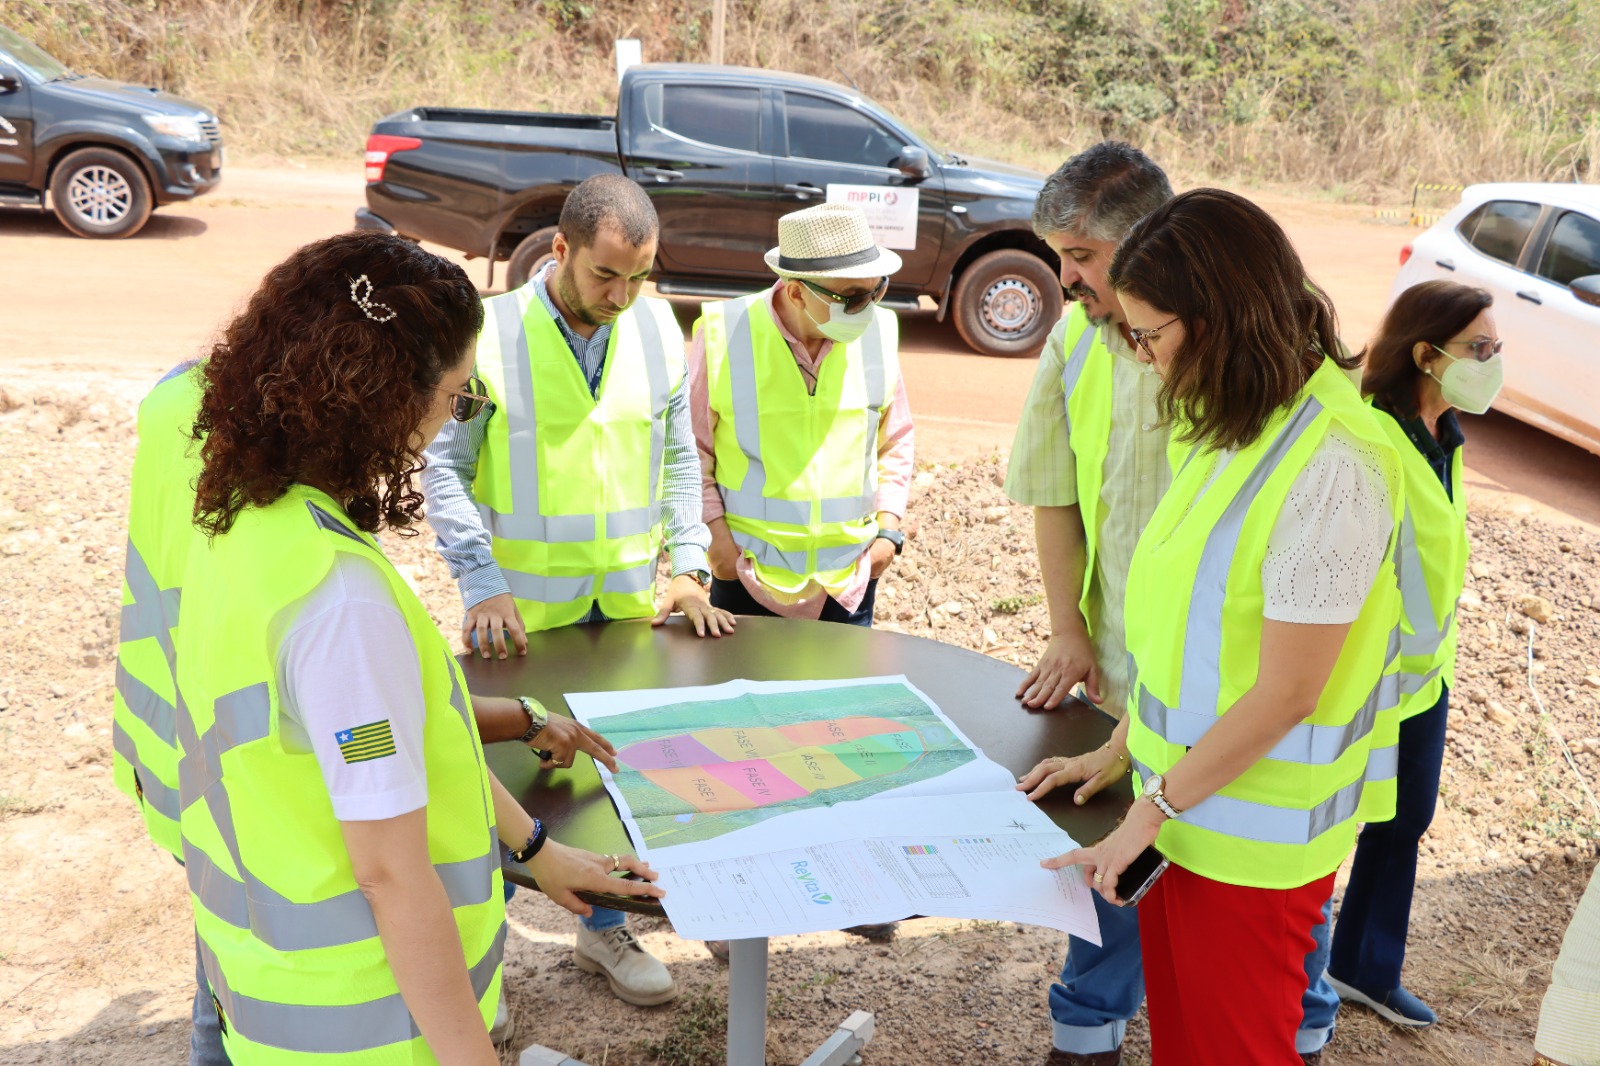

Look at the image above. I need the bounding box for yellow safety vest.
[113,363,204,858]
[699,292,899,595]
[176,486,504,1063]
[1371,406,1468,718]
[1125,358,1405,889]
[471,288,684,632]
[1055,305,1116,633]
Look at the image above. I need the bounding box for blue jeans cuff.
[1052,1020,1126,1055]
[580,906,627,932]
[1296,1024,1332,1055]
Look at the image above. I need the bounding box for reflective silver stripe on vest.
[116,661,177,750]
[1399,663,1444,697]
[718,299,889,530]
[198,919,505,1054]
[1057,321,1099,436]
[477,296,671,543]
[1394,504,1453,660]
[1176,397,1324,718]
[112,719,180,822]
[502,559,657,604]
[179,680,496,952]
[306,501,368,545]
[1132,757,1368,846]
[1134,623,1400,766]
[121,540,181,653]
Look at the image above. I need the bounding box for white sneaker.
[573,922,679,1006]
[490,987,515,1044]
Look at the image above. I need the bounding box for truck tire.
[950,248,1062,358]
[505,226,558,290]
[49,147,154,239]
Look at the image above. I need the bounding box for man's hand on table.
[462,592,528,660]
[529,841,664,917]
[1016,627,1102,709]
[653,573,737,637]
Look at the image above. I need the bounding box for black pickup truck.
[358,64,1059,357]
[0,27,223,238]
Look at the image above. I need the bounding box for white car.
[1390,182,1600,456]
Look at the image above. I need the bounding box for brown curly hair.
[192,231,483,537]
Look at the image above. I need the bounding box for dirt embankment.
[0,369,1596,1066]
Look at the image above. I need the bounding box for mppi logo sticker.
[842,188,898,207]
[791,859,833,904]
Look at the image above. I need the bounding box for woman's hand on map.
[1016,743,1129,806]
[1043,800,1163,906]
[1016,629,1102,709]
[528,841,664,917]
[534,716,619,773]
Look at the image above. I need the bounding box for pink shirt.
[686,281,915,618]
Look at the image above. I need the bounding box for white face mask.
[804,294,875,344]
[1428,344,1503,415]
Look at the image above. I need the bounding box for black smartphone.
[1116,846,1169,906]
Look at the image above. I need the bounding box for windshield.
[0,27,73,81]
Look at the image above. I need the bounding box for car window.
[641,84,761,154]
[1536,211,1600,288]
[784,93,905,169]
[1458,200,1541,266]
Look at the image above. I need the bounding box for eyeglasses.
[799,276,890,315]
[1444,337,1503,362]
[435,375,490,422]
[1128,316,1180,362]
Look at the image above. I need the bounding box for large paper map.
[597,681,976,851]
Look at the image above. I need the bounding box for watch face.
[1142,773,1163,798]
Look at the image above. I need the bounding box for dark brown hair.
[559,173,658,249]
[1361,280,1493,419]
[192,231,483,537]
[1108,188,1358,451]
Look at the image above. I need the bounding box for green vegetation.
[991,593,1043,615]
[639,988,728,1066]
[12,0,1598,192]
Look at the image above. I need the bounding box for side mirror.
[1572,274,1600,308]
[893,146,931,182]
[0,74,20,94]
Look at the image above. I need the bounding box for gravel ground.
[0,365,1595,1066]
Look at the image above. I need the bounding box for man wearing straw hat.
[687,201,915,630]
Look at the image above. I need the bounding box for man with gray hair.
[1006,141,1170,1066]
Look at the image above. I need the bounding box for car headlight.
[143,115,206,142]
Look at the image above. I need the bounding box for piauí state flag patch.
[336,720,396,764]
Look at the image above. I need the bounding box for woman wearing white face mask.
[686,202,916,631]
[1306,280,1500,1032]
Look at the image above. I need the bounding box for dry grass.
[12,0,1600,197]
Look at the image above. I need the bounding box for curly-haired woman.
[174,231,661,1065]
[1042,189,1405,1064]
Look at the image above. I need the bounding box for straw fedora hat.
[763,202,903,281]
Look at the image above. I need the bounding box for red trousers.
[1138,862,1335,1065]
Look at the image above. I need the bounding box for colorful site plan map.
[569,677,986,856]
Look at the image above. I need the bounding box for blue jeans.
[191,933,230,1066]
[710,576,877,626]
[1052,865,1336,1053]
[1302,685,1450,1046]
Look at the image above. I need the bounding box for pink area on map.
[617,733,722,771]
[702,759,811,804]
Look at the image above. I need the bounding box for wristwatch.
[874,528,905,556]
[1142,773,1184,820]
[690,569,712,590]
[516,696,548,745]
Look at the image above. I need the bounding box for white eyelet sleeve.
[1261,425,1395,625]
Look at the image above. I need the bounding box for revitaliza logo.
[791,860,832,904]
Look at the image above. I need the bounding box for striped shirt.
[420,263,710,611]
[1004,315,1170,716]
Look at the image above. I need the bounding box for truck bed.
[407,107,615,133]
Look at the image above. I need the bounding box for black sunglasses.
[435,374,490,422]
[799,276,890,315]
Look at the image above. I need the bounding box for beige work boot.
[574,922,679,1006]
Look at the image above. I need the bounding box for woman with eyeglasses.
[174,231,661,1065]
[1046,188,1405,1064]
[1299,280,1501,1033]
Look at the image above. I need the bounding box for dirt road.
[4,162,1597,529]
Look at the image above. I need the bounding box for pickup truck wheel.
[49,147,153,239]
[505,226,558,290]
[950,249,1062,358]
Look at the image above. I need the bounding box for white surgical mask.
[1428,344,1503,415]
[805,298,874,345]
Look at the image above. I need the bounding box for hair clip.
[349,275,397,322]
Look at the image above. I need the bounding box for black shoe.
[843,922,897,942]
[1043,1049,1121,1066]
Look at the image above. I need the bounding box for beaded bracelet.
[509,818,548,864]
